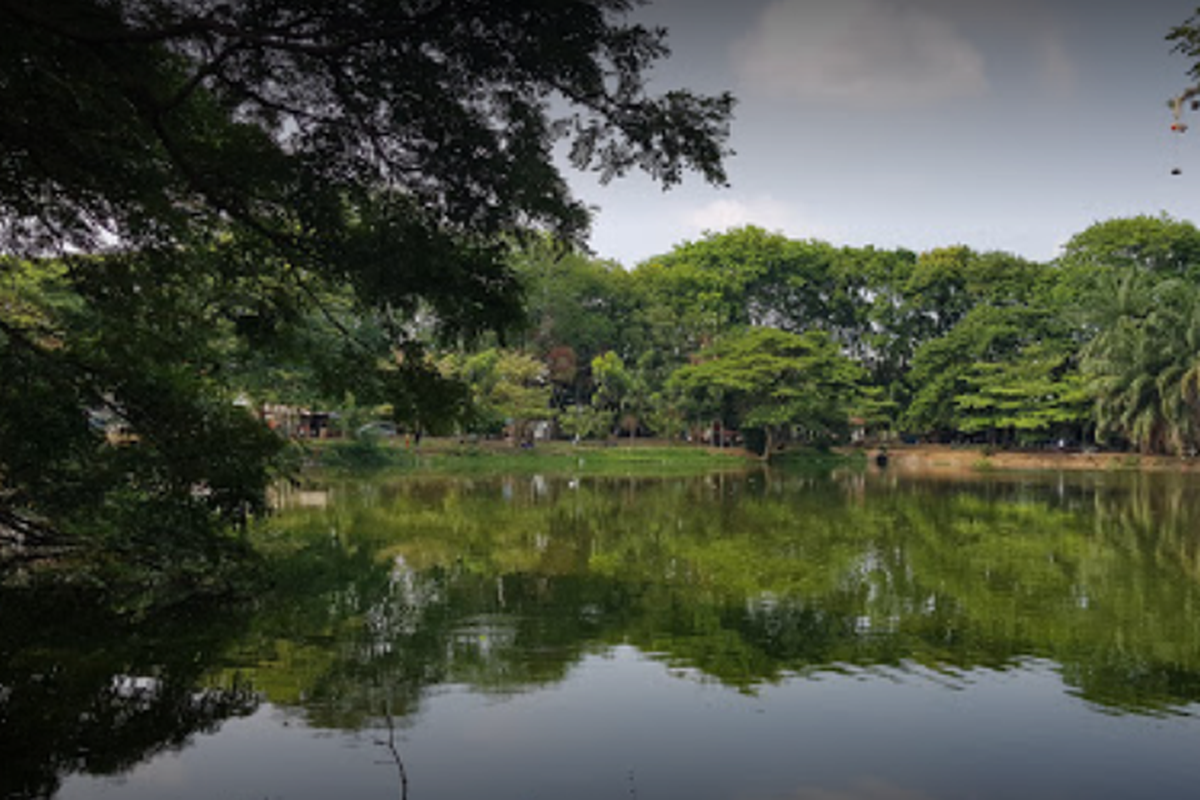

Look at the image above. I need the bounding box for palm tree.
[1084,270,1200,454]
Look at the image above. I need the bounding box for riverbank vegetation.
[314,213,1200,463]
[13,211,1200,580]
[10,209,1200,589]
[6,1,1200,590]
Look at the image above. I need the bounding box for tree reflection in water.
[0,590,258,799]
[252,470,1200,715]
[6,469,1200,797]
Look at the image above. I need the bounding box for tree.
[1057,215,1200,278]
[0,1,734,563]
[955,343,1090,444]
[1064,217,1200,455]
[635,227,852,340]
[630,230,923,417]
[0,253,286,563]
[1169,14,1200,131]
[668,327,865,459]
[509,238,640,408]
[0,1,733,258]
[445,348,552,443]
[591,350,632,437]
[511,240,636,359]
[1082,271,1200,454]
[902,303,1085,442]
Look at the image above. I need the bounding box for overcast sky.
[569,0,1200,266]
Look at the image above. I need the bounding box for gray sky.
[570,0,1200,266]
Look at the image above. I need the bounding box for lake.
[6,466,1200,799]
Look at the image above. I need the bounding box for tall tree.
[0,0,734,560]
[591,350,634,437]
[1057,215,1200,278]
[1082,271,1200,454]
[509,238,640,407]
[955,343,1090,444]
[1063,217,1200,455]
[668,327,865,459]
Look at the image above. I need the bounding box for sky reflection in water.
[57,648,1200,800]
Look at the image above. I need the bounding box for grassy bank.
[306,437,765,477]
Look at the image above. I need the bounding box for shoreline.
[864,444,1200,475]
[312,436,1200,477]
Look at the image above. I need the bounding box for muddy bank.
[859,445,1200,475]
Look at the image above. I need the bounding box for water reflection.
[7,468,1200,798]
[244,470,1200,714]
[0,592,257,799]
[231,465,1200,714]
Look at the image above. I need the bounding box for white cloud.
[733,0,988,107]
[1036,30,1078,96]
[681,196,840,241]
[914,0,1078,96]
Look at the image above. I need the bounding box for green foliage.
[1058,214,1200,277]
[1,1,733,259]
[0,0,734,565]
[557,405,614,441]
[1060,216,1200,455]
[0,254,284,570]
[510,227,1110,449]
[591,351,632,409]
[1082,269,1200,454]
[956,343,1090,438]
[589,350,634,436]
[511,239,637,363]
[632,227,911,355]
[315,437,406,473]
[441,348,553,440]
[902,269,1087,442]
[669,327,865,455]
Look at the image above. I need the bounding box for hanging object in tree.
[1170,87,1200,175]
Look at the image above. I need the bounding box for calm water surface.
[7,468,1200,799]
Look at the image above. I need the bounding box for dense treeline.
[439,214,1200,457]
[7,213,1200,574]
[10,213,1193,465]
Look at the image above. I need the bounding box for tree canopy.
[669,327,865,457]
[1,0,734,260]
[499,216,1200,456]
[0,0,734,563]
